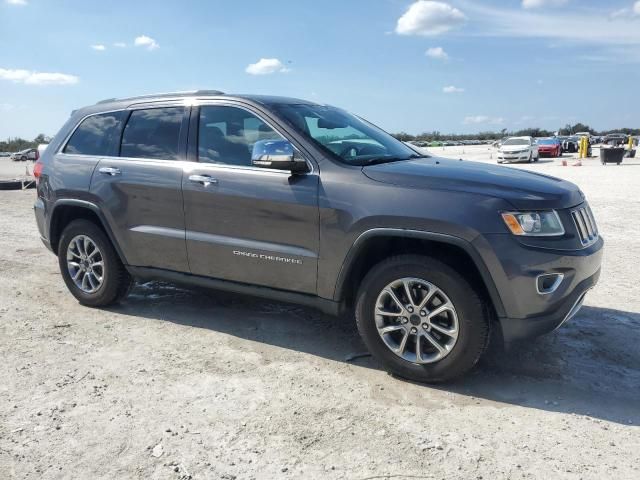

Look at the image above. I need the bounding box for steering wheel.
[338,145,360,159]
[338,144,385,159]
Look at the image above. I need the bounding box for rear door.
[182,103,319,294]
[89,105,191,272]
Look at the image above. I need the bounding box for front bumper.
[497,152,530,161]
[538,148,558,156]
[472,233,604,343]
[498,267,599,342]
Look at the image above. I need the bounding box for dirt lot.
[1,148,639,479]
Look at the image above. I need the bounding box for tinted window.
[120,107,184,160]
[64,111,126,156]
[198,106,282,166]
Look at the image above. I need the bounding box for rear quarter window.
[120,107,184,160]
[63,111,127,156]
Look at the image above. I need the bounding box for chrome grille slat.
[580,209,593,237]
[571,204,598,246]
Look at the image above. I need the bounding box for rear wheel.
[58,219,132,307]
[355,255,490,383]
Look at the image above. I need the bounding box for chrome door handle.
[188,174,218,186]
[98,167,121,176]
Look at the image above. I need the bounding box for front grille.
[571,205,598,246]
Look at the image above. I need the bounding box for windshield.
[538,139,557,145]
[503,138,530,146]
[273,104,421,165]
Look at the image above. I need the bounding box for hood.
[362,157,584,209]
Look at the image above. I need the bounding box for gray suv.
[34,90,603,382]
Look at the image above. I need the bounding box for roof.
[94,91,318,108]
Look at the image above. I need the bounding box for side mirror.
[252,139,308,173]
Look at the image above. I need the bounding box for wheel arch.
[49,199,127,263]
[334,229,506,318]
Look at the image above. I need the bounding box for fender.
[333,228,506,317]
[49,199,129,264]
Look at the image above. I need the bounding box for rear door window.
[120,107,185,160]
[63,111,127,156]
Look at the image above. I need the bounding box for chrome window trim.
[58,104,188,157]
[56,100,316,176]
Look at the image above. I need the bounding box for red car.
[536,138,563,157]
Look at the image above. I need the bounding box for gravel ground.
[1,146,639,479]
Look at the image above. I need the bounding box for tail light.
[33,160,43,184]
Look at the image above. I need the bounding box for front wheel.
[355,255,490,383]
[58,219,132,307]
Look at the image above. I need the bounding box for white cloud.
[635,1,640,15]
[426,46,448,59]
[0,68,78,85]
[113,42,127,48]
[453,0,640,64]
[443,85,464,93]
[245,58,290,75]
[134,35,159,50]
[6,0,28,5]
[463,115,504,125]
[522,0,569,9]
[396,1,466,36]
[91,44,106,51]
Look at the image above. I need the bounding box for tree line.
[0,134,51,153]
[393,123,640,142]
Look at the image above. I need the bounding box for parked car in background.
[10,148,38,161]
[497,136,539,163]
[562,136,580,153]
[537,138,563,157]
[604,133,628,146]
[0,151,11,157]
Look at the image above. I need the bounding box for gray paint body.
[34,92,603,342]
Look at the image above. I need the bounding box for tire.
[355,255,490,383]
[58,219,132,307]
[527,153,533,163]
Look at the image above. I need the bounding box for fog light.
[536,273,564,295]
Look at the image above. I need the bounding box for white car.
[496,136,539,164]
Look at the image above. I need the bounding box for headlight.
[501,211,565,236]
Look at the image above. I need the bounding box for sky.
[1,0,639,139]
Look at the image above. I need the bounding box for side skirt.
[126,266,342,317]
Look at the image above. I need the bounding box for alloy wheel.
[66,234,104,294]
[374,277,459,364]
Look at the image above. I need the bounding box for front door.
[182,104,319,294]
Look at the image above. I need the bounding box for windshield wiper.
[362,154,426,166]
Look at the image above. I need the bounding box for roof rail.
[96,89,225,105]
